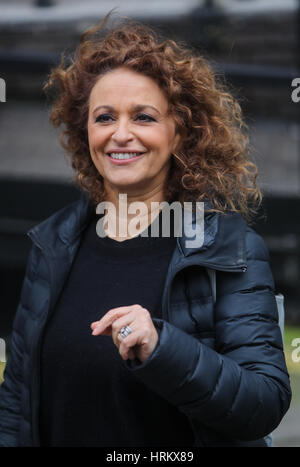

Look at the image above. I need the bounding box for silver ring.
[120,325,132,339]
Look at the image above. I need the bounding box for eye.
[135,113,156,122]
[95,113,114,123]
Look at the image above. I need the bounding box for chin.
[113,179,148,192]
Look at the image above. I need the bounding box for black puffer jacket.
[0,195,291,446]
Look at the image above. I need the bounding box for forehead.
[89,68,168,112]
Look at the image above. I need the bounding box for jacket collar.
[28,193,94,255]
[178,206,247,269]
[28,194,247,269]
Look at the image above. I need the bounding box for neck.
[102,184,166,241]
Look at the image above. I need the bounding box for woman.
[0,17,291,447]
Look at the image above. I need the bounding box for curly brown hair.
[45,15,262,222]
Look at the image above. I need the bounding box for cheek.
[87,124,95,149]
[146,127,174,153]
[88,126,107,153]
[155,131,177,158]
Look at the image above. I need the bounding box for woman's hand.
[90,304,159,363]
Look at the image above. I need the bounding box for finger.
[116,333,137,359]
[91,305,142,335]
[116,337,138,362]
[116,329,133,345]
[110,313,136,344]
[91,312,126,336]
[118,333,141,360]
[119,327,158,362]
[90,305,135,331]
[92,325,113,337]
[92,311,136,338]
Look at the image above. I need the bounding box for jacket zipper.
[27,233,54,447]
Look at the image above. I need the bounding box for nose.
[111,118,134,145]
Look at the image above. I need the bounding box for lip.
[106,149,146,154]
[106,151,146,165]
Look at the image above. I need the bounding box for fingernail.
[92,325,103,335]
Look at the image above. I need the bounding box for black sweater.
[39,212,194,447]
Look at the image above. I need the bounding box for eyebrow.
[92,104,161,115]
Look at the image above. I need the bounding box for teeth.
[109,152,142,160]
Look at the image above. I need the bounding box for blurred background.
[0,0,299,446]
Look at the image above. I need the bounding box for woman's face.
[87,67,179,198]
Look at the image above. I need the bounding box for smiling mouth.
[107,152,145,160]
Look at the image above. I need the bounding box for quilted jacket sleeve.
[125,228,292,441]
[0,247,36,447]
